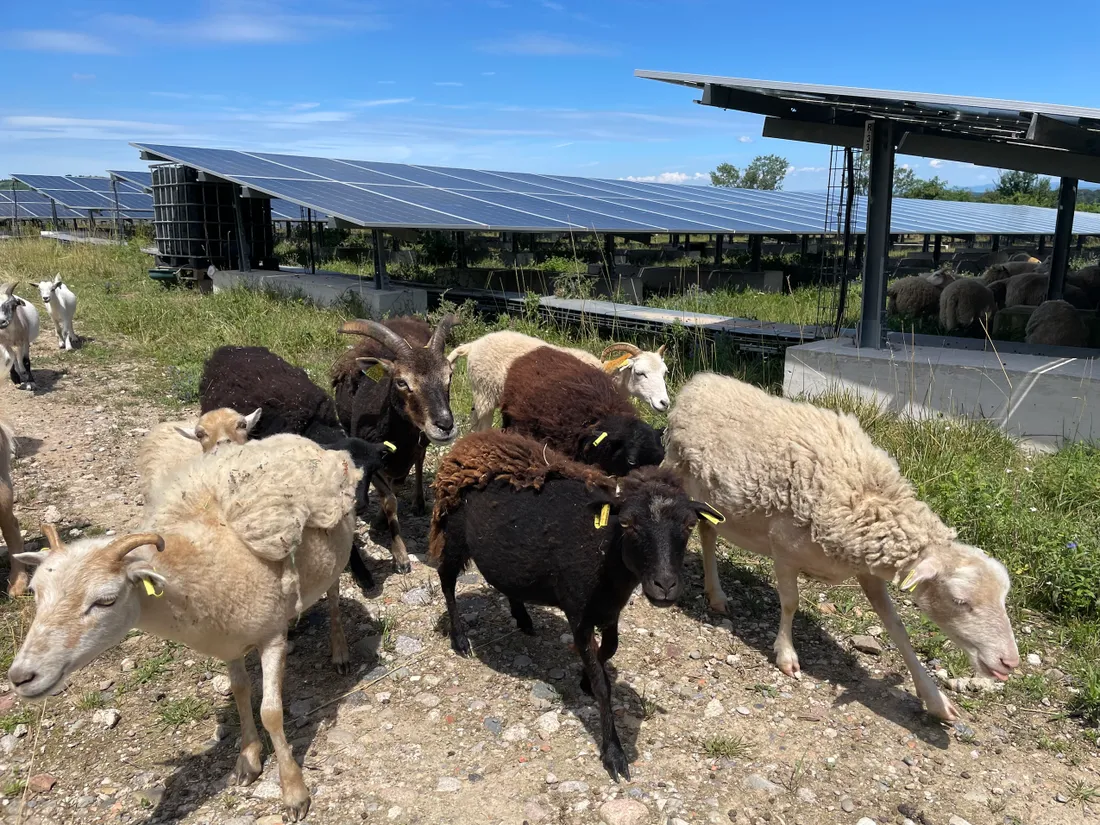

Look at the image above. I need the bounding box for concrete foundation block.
[210,267,427,318]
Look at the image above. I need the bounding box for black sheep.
[429,430,717,781]
[499,346,664,476]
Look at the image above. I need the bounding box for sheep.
[981,260,1041,285]
[0,283,40,390]
[136,407,261,506]
[0,419,26,597]
[1005,271,1089,309]
[1067,265,1100,306]
[886,274,946,319]
[430,430,715,781]
[499,346,664,476]
[939,277,997,333]
[332,315,458,573]
[663,372,1020,722]
[8,434,363,822]
[36,274,77,351]
[1025,300,1091,348]
[1009,252,1041,263]
[448,331,671,431]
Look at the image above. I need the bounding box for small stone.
[251,779,282,800]
[435,777,462,792]
[856,819,876,825]
[704,698,725,719]
[536,711,560,737]
[43,506,61,524]
[851,635,883,654]
[688,650,703,660]
[1054,795,1069,804]
[288,699,311,718]
[213,723,230,741]
[394,635,423,656]
[513,654,532,668]
[133,783,166,806]
[376,691,392,704]
[415,693,441,708]
[502,724,529,742]
[0,735,16,755]
[549,667,566,680]
[1027,653,1042,667]
[525,801,552,823]
[98,679,114,691]
[11,724,27,739]
[840,797,856,813]
[741,774,781,796]
[953,722,975,740]
[949,817,974,825]
[120,658,136,672]
[387,807,402,820]
[211,675,232,696]
[531,681,558,701]
[725,655,739,666]
[545,772,558,784]
[483,717,503,736]
[401,587,431,606]
[735,706,751,716]
[796,787,817,804]
[256,817,283,825]
[27,774,57,793]
[93,708,121,729]
[557,780,589,793]
[867,625,883,637]
[599,797,649,825]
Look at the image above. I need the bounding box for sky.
[2,0,1098,191]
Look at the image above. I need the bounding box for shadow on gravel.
[12,435,43,458]
[27,368,64,394]
[708,554,951,749]
[150,595,377,822]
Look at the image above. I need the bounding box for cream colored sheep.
[939,277,997,332]
[1004,272,1089,309]
[8,435,362,822]
[137,407,260,505]
[981,260,1041,285]
[448,330,669,431]
[0,419,25,597]
[1025,300,1090,348]
[663,373,1020,722]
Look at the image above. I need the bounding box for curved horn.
[107,532,165,561]
[428,314,458,354]
[41,524,65,553]
[601,342,641,360]
[338,320,413,355]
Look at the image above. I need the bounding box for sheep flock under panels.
[1,304,1031,820]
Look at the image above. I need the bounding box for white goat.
[0,283,40,390]
[9,434,362,822]
[448,330,670,431]
[663,373,1020,721]
[0,419,26,597]
[36,274,77,351]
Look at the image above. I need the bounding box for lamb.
[981,260,1041,285]
[499,346,664,476]
[939,277,997,333]
[1067,265,1100,307]
[136,407,261,506]
[0,283,40,390]
[332,315,458,573]
[1025,300,1090,348]
[663,373,1020,722]
[8,435,363,822]
[0,419,26,597]
[430,430,715,780]
[448,331,671,432]
[1005,272,1089,309]
[36,274,77,351]
[886,273,947,319]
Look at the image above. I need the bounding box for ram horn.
[339,320,413,355]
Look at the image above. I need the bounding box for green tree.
[709,162,742,188]
[892,166,918,196]
[710,155,789,190]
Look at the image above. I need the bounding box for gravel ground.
[0,337,1097,825]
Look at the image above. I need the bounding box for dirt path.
[0,339,1097,825]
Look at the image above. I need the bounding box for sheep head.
[601,343,670,413]
[37,275,63,304]
[177,407,261,454]
[899,543,1019,682]
[0,283,22,330]
[582,414,665,477]
[8,528,166,700]
[340,315,459,445]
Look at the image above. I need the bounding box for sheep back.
[886,276,941,317]
[982,260,1040,285]
[1025,300,1090,348]
[137,422,202,503]
[663,373,955,573]
[1067,265,1100,306]
[939,278,997,332]
[148,434,363,562]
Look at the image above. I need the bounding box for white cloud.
[7,30,117,55]
[622,172,708,184]
[553,142,574,149]
[476,32,616,56]
[929,159,946,168]
[1,115,186,142]
[786,166,826,175]
[4,115,177,131]
[482,71,496,76]
[738,135,753,143]
[230,110,351,125]
[350,97,415,108]
[288,102,320,112]
[71,73,96,82]
[543,1,565,9]
[434,81,464,87]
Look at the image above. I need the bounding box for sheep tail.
[447,343,471,365]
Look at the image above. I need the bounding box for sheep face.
[583,415,665,476]
[36,275,62,305]
[192,407,261,454]
[8,530,166,700]
[904,545,1019,681]
[613,350,670,412]
[0,285,23,330]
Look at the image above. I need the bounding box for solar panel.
[269,199,328,221]
[132,143,1100,236]
[109,170,153,192]
[0,190,82,220]
[13,174,154,217]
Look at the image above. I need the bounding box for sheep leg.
[258,635,311,822]
[698,519,729,614]
[438,553,471,656]
[227,658,263,787]
[412,440,426,516]
[574,622,629,782]
[378,486,411,574]
[773,561,802,679]
[508,598,535,635]
[326,581,350,674]
[579,622,619,695]
[857,574,959,722]
[0,480,26,597]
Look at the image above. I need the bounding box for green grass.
[0,709,34,733]
[2,780,25,797]
[703,734,753,759]
[1066,779,1100,806]
[76,691,106,711]
[158,696,210,728]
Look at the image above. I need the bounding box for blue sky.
[2,0,1098,190]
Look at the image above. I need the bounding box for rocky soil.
[0,338,1097,825]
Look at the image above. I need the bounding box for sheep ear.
[357,357,394,378]
[243,408,262,432]
[125,564,168,594]
[614,357,635,374]
[689,500,725,525]
[174,426,199,441]
[655,344,666,358]
[12,550,51,567]
[898,557,940,591]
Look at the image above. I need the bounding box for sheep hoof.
[926,690,960,722]
[601,743,630,782]
[450,634,472,657]
[393,559,412,574]
[775,653,801,679]
[6,572,29,598]
[332,659,350,675]
[706,593,730,615]
[282,786,311,822]
[231,755,261,787]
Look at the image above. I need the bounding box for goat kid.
[0,283,40,390]
[36,275,77,351]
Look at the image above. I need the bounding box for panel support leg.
[1047,177,1077,301]
[857,118,896,349]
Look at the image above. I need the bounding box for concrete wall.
[210,267,427,318]
[784,336,1100,449]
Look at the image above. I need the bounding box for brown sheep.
[886,276,943,318]
[939,278,997,333]
[1025,300,1091,348]
[1067,265,1100,307]
[1005,272,1089,309]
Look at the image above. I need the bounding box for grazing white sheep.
[448,330,670,431]
[886,270,954,319]
[36,274,77,351]
[136,407,261,506]
[0,419,26,597]
[8,434,362,822]
[939,277,997,333]
[663,373,1020,721]
[1004,272,1089,309]
[981,260,1041,285]
[1025,300,1090,348]
[0,283,39,390]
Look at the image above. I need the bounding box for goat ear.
[897,556,940,592]
[41,524,65,553]
[243,408,262,432]
[12,550,51,567]
[174,426,199,441]
[357,357,394,378]
[655,343,666,358]
[53,274,62,286]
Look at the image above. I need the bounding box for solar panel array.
[0,189,83,221]
[133,143,1100,236]
[13,175,154,218]
[109,170,153,191]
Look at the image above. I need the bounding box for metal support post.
[933,235,942,266]
[111,178,123,241]
[857,118,896,349]
[456,231,467,269]
[749,235,762,271]
[714,233,724,266]
[50,199,58,232]
[233,189,251,273]
[372,227,386,290]
[1038,235,1047,255]
[603,233,615,275]
[1047,177,1077,301]
[991,234,1000,252]
[306,209,315,274]
[922,234,930,253]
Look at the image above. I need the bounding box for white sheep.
[8,434,362,822]
[136,407,261,506]
[36,274,77,351]
[981,260,1041,286]
[1025,300,1090,348]
[448,330,669,431]
[0,418,26,597]
[886,270,954,319]
[663,373,1020,721]
[939,277,997,333]
[0,283,40,390]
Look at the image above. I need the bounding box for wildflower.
[1067,542,1078,550]
[1028,507,1037,512]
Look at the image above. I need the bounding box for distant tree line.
[710,155,789,190]
[0,180,29,190]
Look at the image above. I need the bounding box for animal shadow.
[26,368,64,394]
[12,436,44,458]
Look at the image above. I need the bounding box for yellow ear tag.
[900,571,918,592]
[593,431,608,446]
[594,504,610,529]
[363,364,385,382]
[700,507,725,525]
[142,578,163,598]
[383,441,397,453]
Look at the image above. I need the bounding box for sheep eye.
[236,421,247,429]
[93,597,116,608]
[395,378,409,391]
[952,598,970,609]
